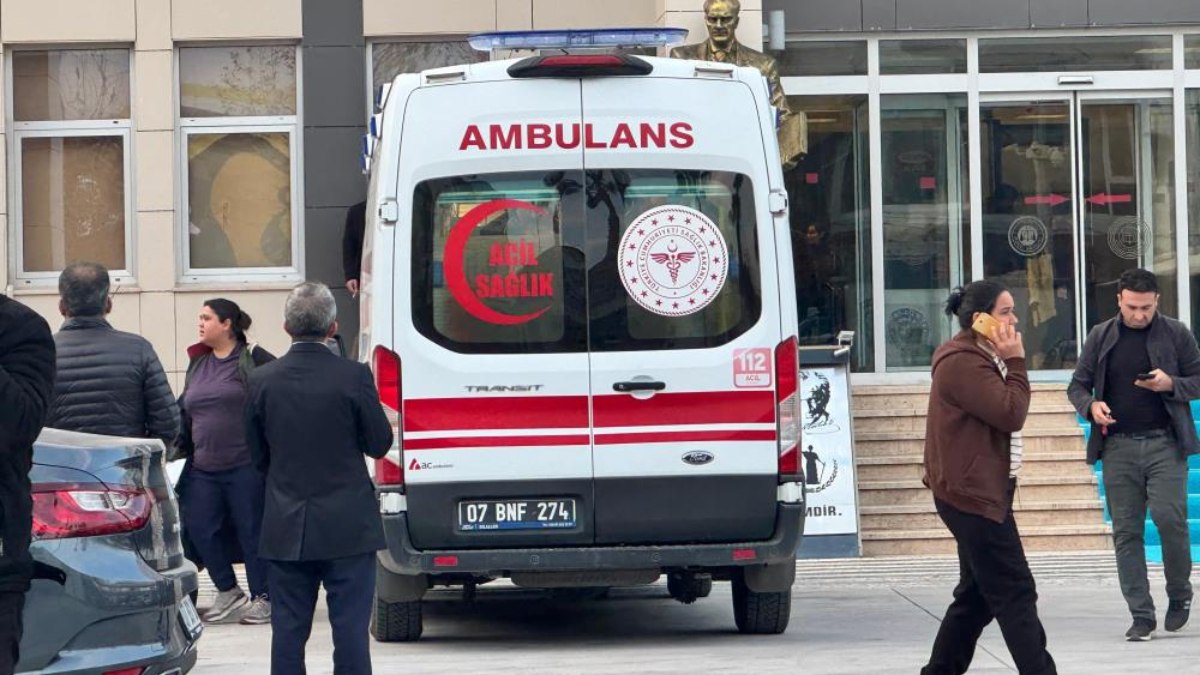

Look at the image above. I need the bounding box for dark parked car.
[18,429,201,674]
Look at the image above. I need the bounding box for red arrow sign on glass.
[1086,192,1132,205]
[1024,194,1069,206]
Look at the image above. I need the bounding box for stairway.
[853,384,1113,556]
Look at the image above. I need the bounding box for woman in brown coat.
[921,280,1056,675]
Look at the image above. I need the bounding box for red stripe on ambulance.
[592,391,776,428]
[403,396,589,432]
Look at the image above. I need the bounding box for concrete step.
[857,452,1091,482]
[860,500,1106,530]
[855,428,1085,459]
[861,526,1113,556]
[852,405,1080,433]
[852,384,1070,412]
[858,476,1100,507]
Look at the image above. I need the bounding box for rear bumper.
[19,539,201,675]
[379,502,804,577]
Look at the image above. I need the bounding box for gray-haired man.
[245,282,392,674]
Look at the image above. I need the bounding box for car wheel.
[371,597,423,642]
[667,573,713,604]
[731,571,790,634]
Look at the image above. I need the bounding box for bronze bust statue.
[669,0,807,168]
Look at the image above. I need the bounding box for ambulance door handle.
[613,380,666,393]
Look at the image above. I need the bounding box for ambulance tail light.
[508,54,653,78]
[775,336,802,483]
[372,346,404,489]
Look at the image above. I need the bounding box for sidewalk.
[193,552,1195,674]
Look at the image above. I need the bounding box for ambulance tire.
[371,597,423,642]
[731,573,790,634]
[667,573,713,604]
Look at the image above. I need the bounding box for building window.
[370,40,486,101]
[9,48,132,282]
[178,45,300,279]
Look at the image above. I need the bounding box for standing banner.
[799,363,860,539]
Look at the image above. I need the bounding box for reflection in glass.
[1188,36,1200,70]
[980,103,1076,370]
[881,94,970,371]
[1080,100,1176,328]
[880,40,967,75]
[13,50,130,121]
[785,95,873,371]
[187,133,292,269]
[979,36,1172,73]
[776,41,868,76]
[371,41,487,100]
[21,136,126,272]
[179,46,297,117]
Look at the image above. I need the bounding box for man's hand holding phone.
[1134,367,1174,393]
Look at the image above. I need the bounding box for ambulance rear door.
[395,75,595,549]
[581,73,785,545]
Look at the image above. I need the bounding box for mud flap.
[742,557,796,593]
[376,561,428,602]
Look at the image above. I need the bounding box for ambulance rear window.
[411,171,587,354]
[584,169,761,351]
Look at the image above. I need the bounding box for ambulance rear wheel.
[371,598,423,642]
[731,572,790,634]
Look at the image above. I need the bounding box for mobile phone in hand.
[1136,372,1155,381]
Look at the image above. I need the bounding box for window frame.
[5,46,135,287]
[175,43,304,283]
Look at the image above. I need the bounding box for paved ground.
[193,554,1195,674]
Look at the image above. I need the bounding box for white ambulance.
[359,28,805,641]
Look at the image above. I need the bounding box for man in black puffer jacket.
[0,293,56,673]
[46,262,179,445]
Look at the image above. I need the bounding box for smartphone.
[971,313,1002,341]
[1136,372,1155,381]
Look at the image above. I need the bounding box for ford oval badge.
[682,451,714,466]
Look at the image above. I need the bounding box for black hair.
[1117,268,1159,295]
[945,280,1009,330]
[205,298,252,343]
[58,261,110,317]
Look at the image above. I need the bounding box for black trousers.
[922,497,1057,675]
[0,591,24,675]
[269,553,375,675]
[184,465,269,598]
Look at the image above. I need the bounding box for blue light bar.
[468,27,689,52]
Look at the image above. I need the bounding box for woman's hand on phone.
[991,322,1025,361]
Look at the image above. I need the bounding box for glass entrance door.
[980,94,1177,371]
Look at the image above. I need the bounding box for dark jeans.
[184,464,269,598]
[0,591,24,675]
[269,553,375,675]
[923,497,1056,675]
[1102,431,1193,620]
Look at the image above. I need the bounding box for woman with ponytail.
[176,299,275,626]
[921,281,1056,675]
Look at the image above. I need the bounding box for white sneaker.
[205,586,249,624]
[239,595,271,625]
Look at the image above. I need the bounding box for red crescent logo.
[442,198,552,326]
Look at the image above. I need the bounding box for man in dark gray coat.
[0,293,56,673]
[46,262,179,445]
[1068,268,1200,641]
[246,282,392,675]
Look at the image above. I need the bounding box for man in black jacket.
[246,282,392,674]
[46,262,179,444]
[1068,268,1200,641]
[342,200,367,298]
[0,294,56,673]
